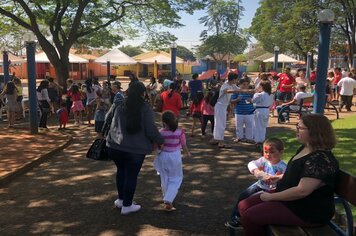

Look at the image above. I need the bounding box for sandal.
[218,144,232,149]
[163,203,176,212]
[210,140,219,145]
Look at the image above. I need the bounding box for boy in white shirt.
[225,138,287,229]
[276,84,312,123]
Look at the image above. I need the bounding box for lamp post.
[170,42,177,80]
[106,60,111,83]
[2,47,10,84]
[314,9,335,114]
[273,46,279,72]
[306,52,312,79]
[24,32,38,134]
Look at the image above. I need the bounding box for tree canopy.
[250,0,356,67]
[250,0,320,61]
[119,45,143,57]
[197,0,248,68]
[0,0,204,86]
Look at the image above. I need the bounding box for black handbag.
[86,138,110,161]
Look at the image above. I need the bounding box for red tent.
[221,69,238,79]
[198,70,217,80]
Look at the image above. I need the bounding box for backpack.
[209,90,220,107]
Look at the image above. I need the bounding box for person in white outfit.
[154,111,191,211]
[252,81,274,145]
[211,73,241,148]
[337,72,356,112]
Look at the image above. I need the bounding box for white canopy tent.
[263,54,299,63]
[263,54,299,70]
[94,48,136,65]
[34,52,88,63]
[139,54,184,64]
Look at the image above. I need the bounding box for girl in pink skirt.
[70,84,84,126]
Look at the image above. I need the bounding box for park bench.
[277,96,339,123]
[228,170,356,236]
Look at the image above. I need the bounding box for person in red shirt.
[333,67,342,101]
[276,67,296,102]
[309,69,317,85]
[160,82,182,117]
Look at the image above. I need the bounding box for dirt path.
[0,113,259,236]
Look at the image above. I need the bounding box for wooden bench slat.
[269,225,307,236]
[335,170,356,206]
[303,225,339,236]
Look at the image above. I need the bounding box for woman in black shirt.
[238,114,339,236]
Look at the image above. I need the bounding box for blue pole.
[273,49,279,72]
[26,41,38,134]
[106,61,110,83]
[171,47,177,80]
[3,51,9,83]
[314,22,332,114]
[306,53,312,79]
[352,54,356,69]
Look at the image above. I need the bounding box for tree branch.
[0,7,31,30]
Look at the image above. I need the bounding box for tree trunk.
[55,63,70,91]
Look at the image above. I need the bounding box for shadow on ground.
[0,112,261,235]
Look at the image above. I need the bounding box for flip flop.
[233,138,241,143]
[210,140,219,145]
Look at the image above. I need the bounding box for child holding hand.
[225,138,287,229]
[154,111,191,211]
[56,102,68,130]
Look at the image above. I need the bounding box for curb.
[0,135,73,188]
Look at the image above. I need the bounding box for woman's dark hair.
[126,82,146,134]
[13,77,21,85]
[192,73,199,80]
[85,79,93,93]
[168,82,178,98]
[213,72,221,81]
[204,91,214,103]
[48,77,54,82]
[162,110,178,132]
[301,114,336,151]
[71,84,80,94]
[228,72,238,81]
[4,81,16,95]
[150,76,156,84]
[93,77,100,86]
[37,80,49,92]
[259,81,272,95]
[193,90,204,105]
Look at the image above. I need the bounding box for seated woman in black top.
[238,113,339,236]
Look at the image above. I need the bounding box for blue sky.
[170,0,260,49]
[122,0,260,49]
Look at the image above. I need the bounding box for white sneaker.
[114,199,123,208]
[121,203,141,215]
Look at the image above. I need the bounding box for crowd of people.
[0,68,353,235]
